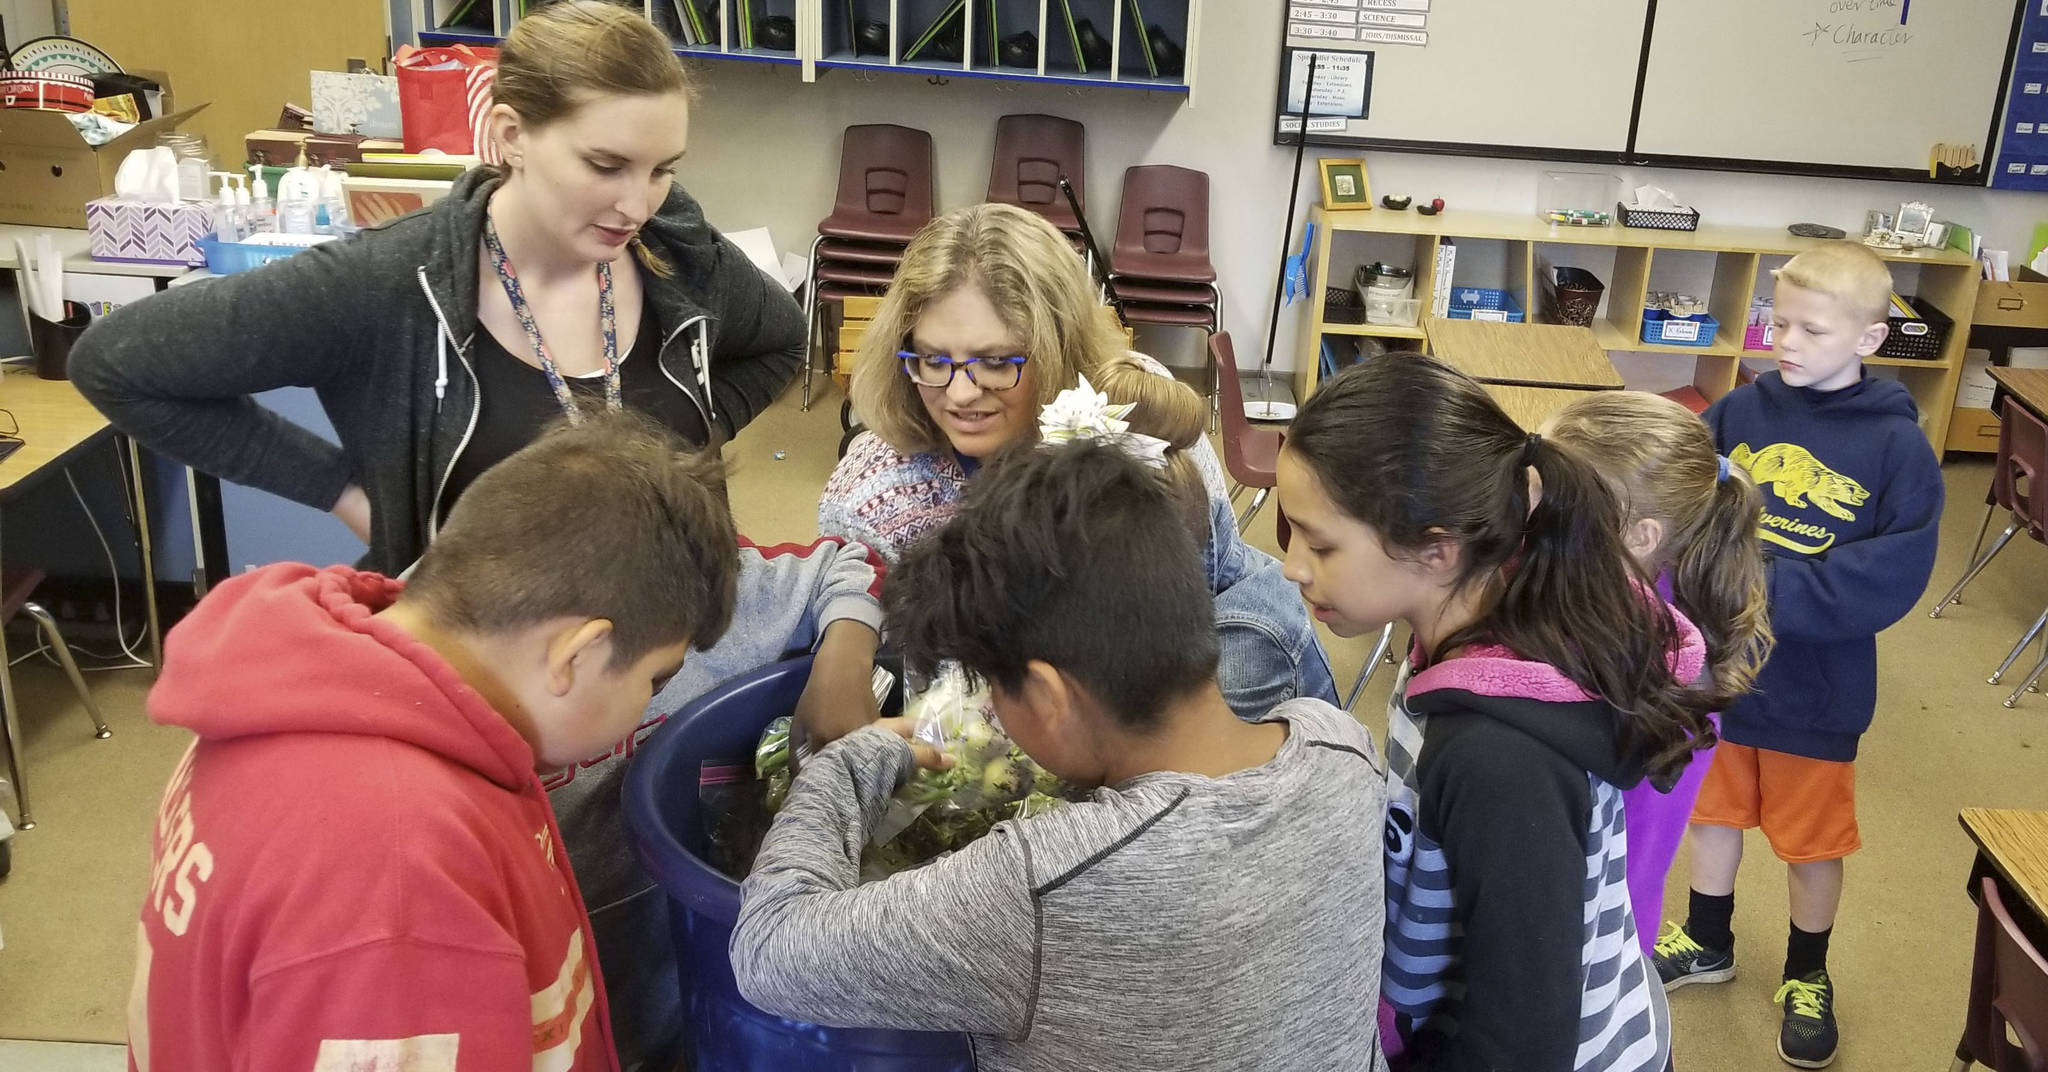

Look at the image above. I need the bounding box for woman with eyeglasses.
[817,203,1335,734]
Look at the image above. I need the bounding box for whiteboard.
[1632,0,2016,173]
[1277,0,1648,154]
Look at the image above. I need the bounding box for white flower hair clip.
[1037,374,1172,469]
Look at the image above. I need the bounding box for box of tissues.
[85,196,212,265]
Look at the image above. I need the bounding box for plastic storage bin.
[1539,171,1620,225]
[196,233,335,274]
[1445,286,1525,323]
[1873,295,1954,361]
[1641,309,1718,347]
[622,655,975,1072]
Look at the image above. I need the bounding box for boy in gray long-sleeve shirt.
[732,441,1390,1072]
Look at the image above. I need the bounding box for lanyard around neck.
[482,216,620,422]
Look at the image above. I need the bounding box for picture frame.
[1318,158,1372,211]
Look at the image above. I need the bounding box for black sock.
[1686,889,1735,951]
[1785,923,1831,980]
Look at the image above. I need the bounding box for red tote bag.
[395,44,498,154]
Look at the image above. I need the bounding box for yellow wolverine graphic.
[1730,443,1868,521]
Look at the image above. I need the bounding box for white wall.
[673,2,2048,379]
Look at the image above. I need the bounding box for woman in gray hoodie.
[72,1,805,578]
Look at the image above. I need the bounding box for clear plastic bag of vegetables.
[749,663,1076,880]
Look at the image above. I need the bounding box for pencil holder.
[30,300,90,381]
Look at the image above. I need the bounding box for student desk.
[1954,807,2048,1068]
[0,367,162,828]
[1481,384,1600,432]
[1961,808,2048,925]
[1426,319,1625,390]
[1988,367,2048,427]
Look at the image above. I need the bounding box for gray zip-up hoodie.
[70,168,805,576]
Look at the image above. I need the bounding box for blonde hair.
[1091,358,1208,534]
[1545,391,1774,695]
[493,0,695,277]
[849,204,1129,454]
[1774,241,1894,326]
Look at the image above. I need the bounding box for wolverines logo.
[1730,443,1869,554]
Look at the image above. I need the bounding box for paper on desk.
[721,227,803,293]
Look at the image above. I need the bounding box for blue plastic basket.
[1445,286,1525,323]
[196,236,333,275]
[622,655,975,1071]
[1640,309,1718,348]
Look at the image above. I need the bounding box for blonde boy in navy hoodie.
[1654,243,1943,1069]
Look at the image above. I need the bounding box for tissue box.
[85,197,212,266]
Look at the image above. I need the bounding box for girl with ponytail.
[1545,390,1774,958]
[1278,356,1714,1072]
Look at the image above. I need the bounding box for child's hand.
[876,717,954,772]
[793,621,881,747]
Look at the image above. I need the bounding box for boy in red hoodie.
[125,412,739,1072]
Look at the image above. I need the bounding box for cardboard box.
[0,71,207,229]
[1974,264,2048,329]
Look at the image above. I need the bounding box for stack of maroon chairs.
[801,123,936,410]
[1110,165,1220,410]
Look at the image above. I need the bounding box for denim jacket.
[1206,496,1340,718]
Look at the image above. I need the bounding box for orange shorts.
[1689,742,1859,863]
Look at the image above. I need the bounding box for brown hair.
[405,408,739,667]
[1286,357,1722,785]
[493,0,696,277]
[494,0,697,124]
[1545,392,1774,696]
[849,203,1129,454]
[1090,357,1209,534]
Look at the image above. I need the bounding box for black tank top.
[438,301,709,522]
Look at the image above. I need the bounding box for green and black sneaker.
[1774,970,1838,1069]
[1651,921,1736,991]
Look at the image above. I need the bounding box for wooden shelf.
[1323,321,1428,340]
[1314,208,1978,267]
[1590,319,1740,356]
[1294,204,1981,452]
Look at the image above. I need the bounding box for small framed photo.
[1319,158,1373,211]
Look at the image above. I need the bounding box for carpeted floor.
[2,380,2045,1070]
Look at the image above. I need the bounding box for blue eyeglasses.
[899,351,1030,391]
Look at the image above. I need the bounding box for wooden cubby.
[410,0,1203,94]
[1294,205,1982,452]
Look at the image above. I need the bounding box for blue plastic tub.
[622,655,974,1071]
[1445,286,1526,322]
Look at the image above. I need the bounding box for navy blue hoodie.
[1705,372,1944,761]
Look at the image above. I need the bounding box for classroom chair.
[1951,875,2048,1072]
[1109,166,1223,419]
[1,567,114,830]
[1210,332,1279,531]
[1927,398,2048,706]
[1273,507,1400,712]
[802,123,936,410]
[987,114,1086,238]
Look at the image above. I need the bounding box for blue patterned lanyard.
[482,216,620,422]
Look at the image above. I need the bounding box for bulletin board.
[1275,0,2027,186]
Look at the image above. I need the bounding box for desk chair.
[2,567,113,830]
[987,114,1086,238]
[1927,399,2048,706]
[1952,875,2048,1072]
[1209,332,1279,530]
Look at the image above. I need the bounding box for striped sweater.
[1381,617,1702,1071]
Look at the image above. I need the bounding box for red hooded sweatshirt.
[127,564,619,1072]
